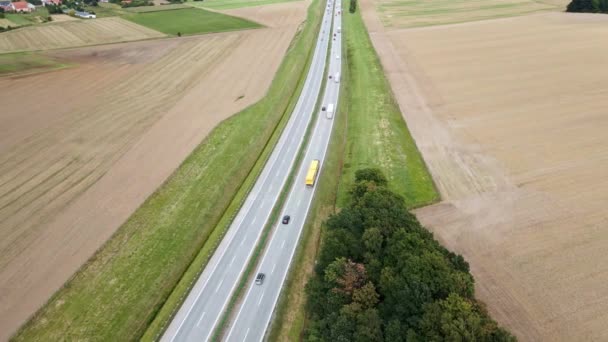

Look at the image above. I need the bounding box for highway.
[161,1,337,341]
[224,1,342,340]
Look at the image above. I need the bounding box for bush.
[349,0,356,13]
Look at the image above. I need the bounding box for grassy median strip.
[12,1,321,341]
[268,4,440,341]
[124,8,261,36]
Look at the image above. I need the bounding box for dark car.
[322,106,326,111]
[282,215,291,224]
[255,273,265,285]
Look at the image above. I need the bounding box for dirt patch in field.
[0,17,165,54]
[361,2,608,340]
[0,2,305,339]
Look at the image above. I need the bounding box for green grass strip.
[12,1,321,341]
[336,4,438,209]
[124,8,261,36]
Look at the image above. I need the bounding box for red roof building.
[12,1,32,12]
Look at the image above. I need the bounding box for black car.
[255,273,265,285]
[282,215,291,224]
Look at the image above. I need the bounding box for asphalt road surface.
[161,2,337,341]
[224,1,343,340]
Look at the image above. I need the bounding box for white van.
[334,72,340,83]
[326,103,334,119]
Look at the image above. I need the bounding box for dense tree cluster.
[305,168,515,342]
[567,0,608,12]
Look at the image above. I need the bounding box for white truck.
[334,72,340,83]
[326,103,334,119]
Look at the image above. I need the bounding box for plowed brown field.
[0,2,305,339]
[0,17,165,53]
[361,1,608,340]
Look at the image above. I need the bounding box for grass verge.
[268,4,440,341]
[12,0,322,341]
[124,8,260,36]
[336,4,438,208]
[0,52,70,76]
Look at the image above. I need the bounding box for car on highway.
[322,106,326,111]
[255,273,265,285]
[282,215,291,224]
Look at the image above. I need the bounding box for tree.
[417,294,516,342]
[567,0,596,12]
[355,168,387,186]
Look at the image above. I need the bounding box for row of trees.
[305,168,515,341]
[567,0,608,12]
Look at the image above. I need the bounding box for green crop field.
[124,8,260,36]
[189,0,301,10]
[12,0,322,340]
[123,4,191,13]
[0,52,68,75]
[5,14,31,26]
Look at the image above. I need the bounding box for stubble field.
[0,2,306,339]
[0,17,166,53]
[361,1,608,340]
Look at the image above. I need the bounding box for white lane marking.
[215,278,225,293]
[244,328,250,341]
[196,312,206,327]
[240,238,245,247]
[258,290,265,306]
[252,214,258,223]
[297,198,302,207]
[229,255,236,267]
[281,240,286,249]
[271,263,277,274]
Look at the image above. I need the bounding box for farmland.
[0,52,68,75]
[361,0,608,339]
[0,17,165,53]
[191,0,301,10]
[1,1,307,340]
[370,0,567,28]
[124,8,261,36]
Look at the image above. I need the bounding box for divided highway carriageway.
[162,0,342,340]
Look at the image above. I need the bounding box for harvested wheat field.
[0,2,305,339]
[0,17,165,53]
[361,1,608,340]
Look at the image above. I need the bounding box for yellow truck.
[305,159,320,186]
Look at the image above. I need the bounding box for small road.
[224,1,343,340]
[161,1,336,341]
